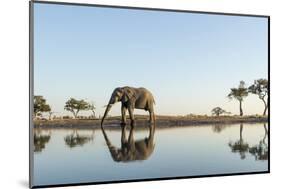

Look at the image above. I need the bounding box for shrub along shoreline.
[33,115,268,129]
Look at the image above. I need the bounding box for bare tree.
[88,102,96,118]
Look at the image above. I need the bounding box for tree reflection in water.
[212,124,228,133]
[228,124,249,159]
[228,123,268,161]
[249,124,268,161]
[34,129,51,152]
[64,129,94,148]
[101,125,155,162]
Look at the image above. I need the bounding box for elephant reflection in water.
[64,129,94,148]
[102,125,155,162]
[249,124,268,160]
[228,124,249,159]
[34,129,51,152]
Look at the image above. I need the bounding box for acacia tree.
[48,110,55,120]
[248,79,268,116]
[211,107,228,116]
[228,81,248,116]
[88,102,96,118]
[34,96,51,118]
[64,98,89,118]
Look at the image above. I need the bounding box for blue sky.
[34,3,268,117]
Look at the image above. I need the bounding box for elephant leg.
[128,107,135,127]
[121,105,127,126]
[128,127,135,151]
[149,122,156,137]
[121,125,127,145]
[149,109,155,124]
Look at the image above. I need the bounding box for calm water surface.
[33,123,268,186]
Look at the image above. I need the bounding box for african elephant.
[101,124,155,162]
[101,86,155,127]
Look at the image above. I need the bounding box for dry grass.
[33,114,268,129]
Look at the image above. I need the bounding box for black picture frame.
[29,1,270,188]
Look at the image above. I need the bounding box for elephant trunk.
[101,103,112,127]
[101,125,121,161]
[101,125,111,145]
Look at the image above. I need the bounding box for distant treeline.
[212,79,268,117]
[33,78,268,120]
[34,97,96,120]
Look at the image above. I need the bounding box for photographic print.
[30,1,269,188]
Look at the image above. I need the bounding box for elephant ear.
[122,87,136,102]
